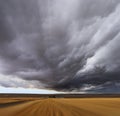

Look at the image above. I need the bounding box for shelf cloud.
[0,0,120,93]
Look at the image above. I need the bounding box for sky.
[0,0,120,94]
[0,86,59,94]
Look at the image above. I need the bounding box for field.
[0,94,120,116]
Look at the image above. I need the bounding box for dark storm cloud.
[0,0,120,92]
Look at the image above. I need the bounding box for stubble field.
[0,96,120,116]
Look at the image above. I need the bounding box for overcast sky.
[0,0,120,93]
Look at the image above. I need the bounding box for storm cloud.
[0,0,120,93]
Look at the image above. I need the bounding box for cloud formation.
[0,0,120,93]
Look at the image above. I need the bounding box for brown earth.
[0,98,120,116]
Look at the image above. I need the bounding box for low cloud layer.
[0,0,120,93]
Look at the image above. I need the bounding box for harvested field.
[0,97,120,116]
